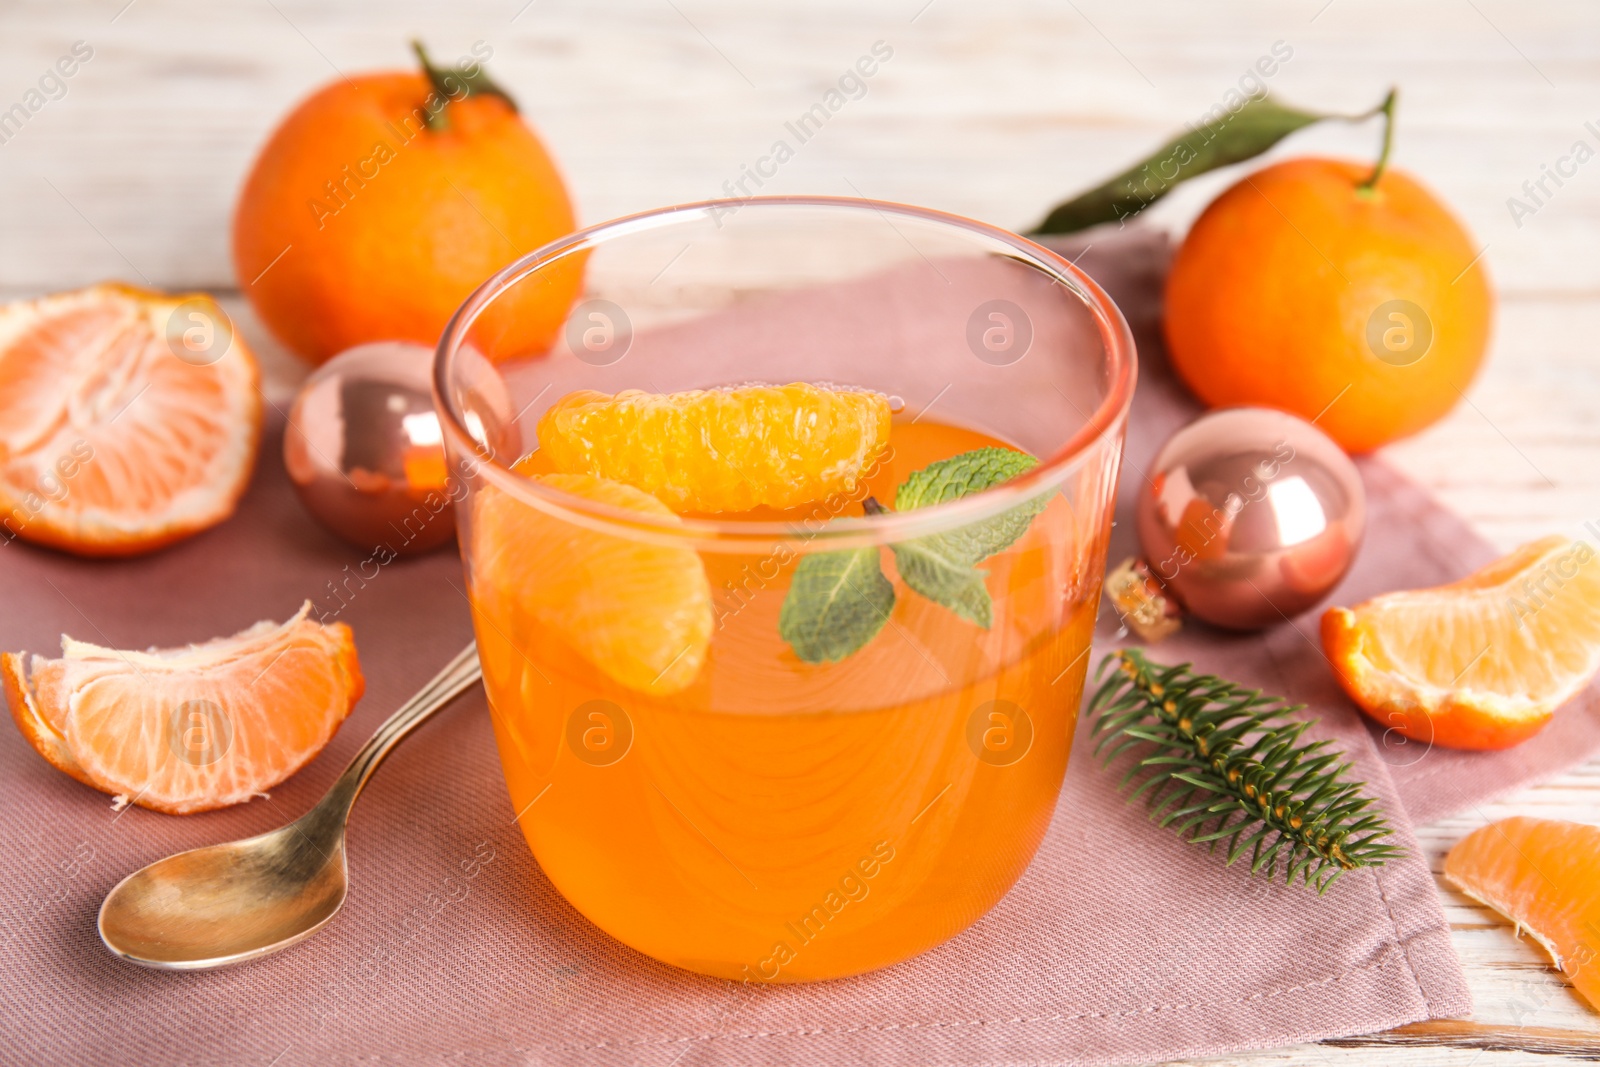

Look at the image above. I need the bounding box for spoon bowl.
[100,811,349,969]
[99,643,480,970]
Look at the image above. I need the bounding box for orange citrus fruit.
[1322,535,1600,750]
[1165,157,1493,454]
[1445,817,1600,1013]
[232,45,579,364]
[0,283,262,557]
[537,384,892,513]
[472,471,712,694]
[3,604,364,814]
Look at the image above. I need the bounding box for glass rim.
[433,195,1137,548]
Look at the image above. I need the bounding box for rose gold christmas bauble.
[1136,406,1365,630]
[284,341,511,556]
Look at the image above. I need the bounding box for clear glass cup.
[434,196,1135,983]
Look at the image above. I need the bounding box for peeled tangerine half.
[1446,817,1600,1014]
[1322,536,1600,750]
[0,284,261,556]
[3,605,363,814]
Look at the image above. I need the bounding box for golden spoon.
[98,643,482,970]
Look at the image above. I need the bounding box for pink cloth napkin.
[2,229,1595,1066]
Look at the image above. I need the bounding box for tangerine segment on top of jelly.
[536,383,891,514]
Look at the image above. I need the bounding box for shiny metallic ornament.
[284,342,478,556]
[1134,406,1365,631]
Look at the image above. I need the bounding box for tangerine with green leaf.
[1163,113,1493,453]
[232,43,580,363]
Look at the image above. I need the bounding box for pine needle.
[1087,648,1404,893]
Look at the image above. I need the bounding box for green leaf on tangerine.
[1030,93,1358,235]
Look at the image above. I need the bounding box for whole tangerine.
[232,44,579,364]
[1163,156,1493,453]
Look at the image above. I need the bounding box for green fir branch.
[1087,648,1404,893]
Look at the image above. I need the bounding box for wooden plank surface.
[4,1,1600,1063]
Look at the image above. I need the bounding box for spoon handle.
[316,642,483,821]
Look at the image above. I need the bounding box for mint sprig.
[780,448,1047,663]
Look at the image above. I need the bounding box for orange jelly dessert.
[464,384,1105,983]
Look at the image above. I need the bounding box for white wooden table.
[4,2,1598,1062]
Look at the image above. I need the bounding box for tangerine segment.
[0,284,261,556]
[1445,817,1600,1013]
[1322,536,1600,750]
[2,604,363,815]
[536,384,891,514]
[472,472,712,694]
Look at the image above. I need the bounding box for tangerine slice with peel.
[1322,536,1600,750]
[537,383,891,513]
[472,471,712,695]
[0,283,261,556]
[1445,817,1600,1013]
[3,604,363,814]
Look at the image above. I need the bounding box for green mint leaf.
[778,546,894,663]
[1029,91,1391,235]
[891,539,994,627]
[889,447,1048,628]
[917,492,1051,564]
[894,447,1040,511]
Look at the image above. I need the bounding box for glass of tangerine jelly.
[434,197,1136,983]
